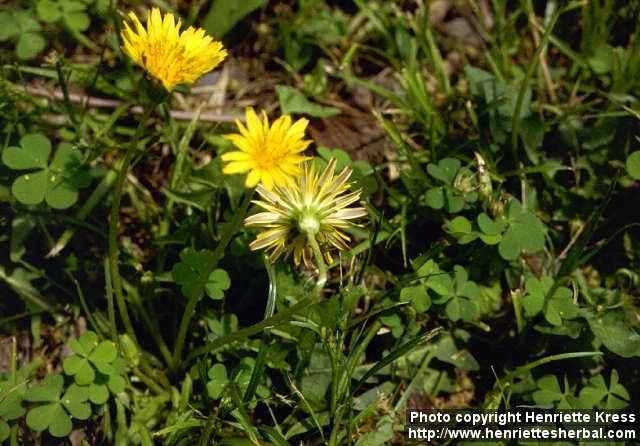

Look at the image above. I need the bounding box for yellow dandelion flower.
[121,8,227,92]
[221,108,312,190]
[244,158,368,266]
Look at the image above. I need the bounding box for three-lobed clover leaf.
[425,158,477,213]
[532,374,579,409]
[431,265,479,322]
[172,248,231,300]
[0,9,45,59]
[62,331,125,404]
[523,276,579,326]
[2,133,90,209]
[578,369,629,409]
[24,374,91,438]
[497,199,546,261]
[36,0,90,32]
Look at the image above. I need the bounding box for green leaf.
[88,382,109,405]
[203,0,267,39]
[3,134,51,169]
[626,151,640,180]
[206,364,228,399]
[89,341,117,363]
[424,187,444,209]
[477,213,506,236]
[578,371,629,409]
[0,420,9,442]
[354,419,393,446]
[445,216,472,238]
[427,158,460,184]
[585,310,640,358]
[445,297,476,321]
[77,331,99,355]
[74,360,95,385]
[498,200,546,260]
[0,11,20,40]
[433,334,479,371]
[523,277,548,318]
[47,405,73,437]
[108,375,126,394]
[11,170,48,205]
[16,33,45,60]
[172,248,216,299]
[545,287,579,326]
[425,272,453,296]
[36,0,62,22]
[63,355,85,375]
[205,268,231,300]
[401,285,431,312]
[3,136,88,209]
[26,403,60,432]
[63,12,90,32]
[25,374,63,402]
[61,384,91,419]
[588,44,614,74]
[276,85,340,118]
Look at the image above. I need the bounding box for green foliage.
[0,8,45,59]
[523,277,579,326]
[171,248,231,300]
[25,375,91,437]
[626,151,640,180]
[2,134,90,209]
[206,364,228,400]
[203,0,267,39]
[578,369,629,409]
[36,0,91,32]
[532,375,579,409]
[497,200,546,261]
[62,331,126,403]
[276,85,340,118]
[1,0,639,443]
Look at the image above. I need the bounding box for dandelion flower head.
[221,108,312,190]
[121,8,227,91]
[244,158,367,266]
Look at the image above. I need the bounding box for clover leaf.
[430,265,479,321]
[172,248,231,300]
[0,379,28,442]
[62,331,125,404]
[400,284,431,312]
[532,374,579,409]
[24,374,90,438]
[523,277,579,326]
[626,151,640,180]
[206,364,229,400]
[36,0,90,32]
[578,370,629,409]
[497,199,546,260]
[0,9,45,59]
[2,134,90,209]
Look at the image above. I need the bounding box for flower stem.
[242,256,278,403]
[306,232,327,295]
[107,105,153,345]
[171,190,254,370]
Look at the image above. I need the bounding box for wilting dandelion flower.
[121,8,227,92]
[244,158,367,266]
[221,108,311,190]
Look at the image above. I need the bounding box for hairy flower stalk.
[245,158,367,267]
[222,108,311,190]
[121,8,227,91]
